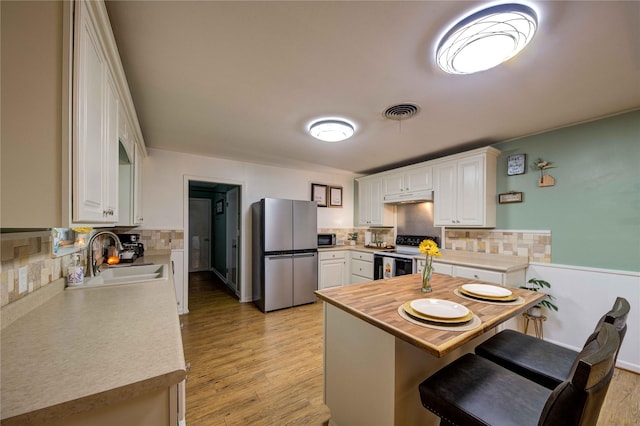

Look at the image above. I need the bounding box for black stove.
[373,235,441,279]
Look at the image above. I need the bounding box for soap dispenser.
[66,253,84,287]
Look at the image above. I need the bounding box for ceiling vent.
[383,103,420,121]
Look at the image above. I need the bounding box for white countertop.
[0,254,186,425]
[319,246,528,273]
[427,250,529,273]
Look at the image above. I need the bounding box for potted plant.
[520,278,558,317]
[347,232,358,246]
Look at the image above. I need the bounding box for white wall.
[526,263,640,373]
[141,148,358,301]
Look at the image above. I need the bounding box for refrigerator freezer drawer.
[293,252,318,306]
[264,255,294,311]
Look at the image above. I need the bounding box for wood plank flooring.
[181,272,639,426]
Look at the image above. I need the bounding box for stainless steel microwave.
[317,233,336,247]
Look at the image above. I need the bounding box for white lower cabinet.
[319,251,348,289]
[417,259,525,286]
[350,251,374,284]
[171,249,186,314]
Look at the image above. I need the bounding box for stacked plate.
[402,299,473,324]
[459,283,518,302]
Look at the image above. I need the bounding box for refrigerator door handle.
[267,254,293,260]
[293,253,316,258]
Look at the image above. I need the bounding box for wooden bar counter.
[315,273,545,426]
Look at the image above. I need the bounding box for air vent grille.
[383,103,420,121]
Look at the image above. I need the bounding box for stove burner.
[395,235,440,248]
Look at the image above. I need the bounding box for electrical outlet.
[18,266,28,294]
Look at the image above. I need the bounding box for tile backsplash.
[1,232,81,307]
[444,229,551,263]
[1,229,185,308]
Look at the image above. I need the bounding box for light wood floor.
[181,272,639,426]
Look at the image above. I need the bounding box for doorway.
[187,180,242,298]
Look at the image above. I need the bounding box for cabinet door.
[103,70,119,222]
[405,165,432,191]
[369,179,385,225]
[357,180,371,225]
[319,259,346,289]
[456,155,484,226]
[433,161,457,226]
[73,5,105,222]
[132,144,144,225]
[382,172,404,195]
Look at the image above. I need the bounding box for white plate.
[409,299,469,319]
[462,283,512,298]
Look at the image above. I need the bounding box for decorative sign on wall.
[312,183,343,208]
[311,183,328,207]
[534,158,556,187]
[507,153,527,176]
[329,186,343,208]
[498,191,524,204]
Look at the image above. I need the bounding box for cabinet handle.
[474,274,479,278]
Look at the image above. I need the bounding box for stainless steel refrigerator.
[252,198,318,312]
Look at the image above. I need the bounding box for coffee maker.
[116,233,144,262]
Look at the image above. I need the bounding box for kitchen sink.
[69,263,169,289]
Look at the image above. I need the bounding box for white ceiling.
[105,1,640,174]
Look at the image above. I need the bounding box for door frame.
[183,175,246,309]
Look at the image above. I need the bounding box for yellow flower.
[419,239,441,257]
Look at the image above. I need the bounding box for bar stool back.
[475,297,629,389]
[418,323,620,426]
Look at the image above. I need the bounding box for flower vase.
[421,265,432,293]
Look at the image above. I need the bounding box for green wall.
[493,110,640,271]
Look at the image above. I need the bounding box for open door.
[226,187,240,294]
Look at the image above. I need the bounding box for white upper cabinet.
[357,177,394,227]
[132,143,144,225]
[104,69,120,222]
[72,0,145,225]
[117,108,144,226]
[383,165,432,195]
[73,3,110,223]
[433,147,499,228]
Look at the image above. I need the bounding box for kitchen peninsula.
[315,274,544,426]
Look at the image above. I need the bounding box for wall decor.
[534,158,556,187]
[215,199,224,214]
[507,153,527,175]
[311,183,328,207]
[498,191,524,204]
[329,186,343,208]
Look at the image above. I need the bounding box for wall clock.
[507,153,527,176]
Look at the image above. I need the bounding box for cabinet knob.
[474,274,479,278]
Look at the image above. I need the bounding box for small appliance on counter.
[317,233,336,247]
[116,233,145,263]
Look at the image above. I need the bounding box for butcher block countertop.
[0,254,186,425]
[315,273,544,358]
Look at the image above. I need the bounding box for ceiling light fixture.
[308,119,355,142]
[436,3,538,75]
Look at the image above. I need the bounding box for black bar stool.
[418,323,620,426]
[475,297,629,389]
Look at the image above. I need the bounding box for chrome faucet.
[87,231,123,277]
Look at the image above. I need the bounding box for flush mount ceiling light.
[308,119,355,142]
[436,3,538,75]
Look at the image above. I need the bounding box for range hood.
[383,190,433,204]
